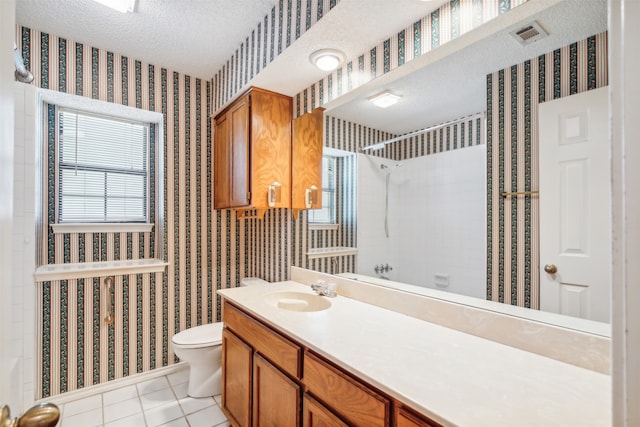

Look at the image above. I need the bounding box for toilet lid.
[172,322,223,348]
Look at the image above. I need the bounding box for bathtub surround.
[357,145,486,297]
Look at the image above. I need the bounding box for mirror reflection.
[310,0,609,324]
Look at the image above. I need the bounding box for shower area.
[356,145,487,299]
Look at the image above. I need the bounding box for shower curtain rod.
[359,112,485,152]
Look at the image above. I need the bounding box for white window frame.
[36,89,164,258]
[308,155,337,225]
[54,107,151,225]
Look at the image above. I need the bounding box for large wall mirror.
[312,0,609,331]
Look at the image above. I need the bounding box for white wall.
[357,145,486,299]
[13,83,38,411]
[0,0,17,412]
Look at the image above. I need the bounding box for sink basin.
[264,291,332,312]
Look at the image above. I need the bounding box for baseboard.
[37,362,189,405]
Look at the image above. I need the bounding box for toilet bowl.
[172,323,224,398]
[172,277,269,397]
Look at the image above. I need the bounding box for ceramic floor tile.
[167,369,189,386]
[157,417,189,427]
[170,382,188,399]
[103,397,143,423]
[103,385,139,407]
[103,412,146,427]
[61,407,103,427]
[186,405,227,427]
[140,387,176,411]
[137,376,170,396]
[178,396,215,415]
[62,394,102,418]
[213,395,222,408]
[144,400,184,427]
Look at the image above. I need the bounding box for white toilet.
[171,277,268,397]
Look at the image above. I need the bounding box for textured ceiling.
[16,0,279,79]
[327,0,608,134]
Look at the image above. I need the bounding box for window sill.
[34,259,168,282]
[306,247,358,259]
[52,223,154,234]
[308,223,339,231]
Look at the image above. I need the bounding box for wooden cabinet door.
[303,394,348,427]
[213,112,230,209]
[228,96,250,207]
[394,406,442,427]
[253,354,300,427]
[214,94,250,209]
[222,328,253,427]
[292,107,325,215]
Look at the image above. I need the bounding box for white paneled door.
[539,86,610,323]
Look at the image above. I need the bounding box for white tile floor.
[56,367,228,427]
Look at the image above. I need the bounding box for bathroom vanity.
[218,280,610,427]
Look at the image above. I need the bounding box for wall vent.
[510,21,548,46]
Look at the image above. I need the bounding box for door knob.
[544,264,558,274]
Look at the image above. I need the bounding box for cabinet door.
[303,394,348,427]
[253,354,300,427]
[229,96,251,207]
[292,107,325,214]
[222,328,253,427]
[214,112,230,209]
[303,351,390,427]
[394,406,442,427]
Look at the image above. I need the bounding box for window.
[57,108,149,223]
[308,155,336,224]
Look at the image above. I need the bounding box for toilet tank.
[241,277,269,287]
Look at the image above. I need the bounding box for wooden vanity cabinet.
[222,300,302,427]
[221,299,442,427]
[292,107,325,218]
[213,87,292,216]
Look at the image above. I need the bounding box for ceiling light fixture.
[369,90,402,108]
[309,49,346,72]
[91,0,137,13]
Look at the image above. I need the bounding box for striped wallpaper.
[293,0,528,116]
[388,114,485,161]
[19,26,250,399]
[486,32,608,308]
[212,0,341,112]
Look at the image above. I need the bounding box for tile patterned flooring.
[56,367,229,427]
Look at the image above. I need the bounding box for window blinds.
[57,108,149,223]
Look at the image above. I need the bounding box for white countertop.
[218,281,610,427]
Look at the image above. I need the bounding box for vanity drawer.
[223,300,301,378]
[303,350,390,427]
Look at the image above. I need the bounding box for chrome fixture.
[310,279,337,298]
[374,264,393,275]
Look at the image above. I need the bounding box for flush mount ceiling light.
[91,0,137,13]
[369,90,402,108]
[309,49,346,72]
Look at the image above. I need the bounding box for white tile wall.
[357,145,487,299]
[12,82,38,413]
